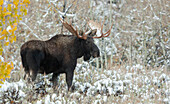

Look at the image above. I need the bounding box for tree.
[0,0,30,87]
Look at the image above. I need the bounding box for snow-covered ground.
[0,63,169,104]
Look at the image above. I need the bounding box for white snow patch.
[103,96,107,102]
[107,87,114,95]
[52,94,57,100]
[45,95,50,104]
[6,26,12,32]
[55,100,62,104]
[19,90,26,97]
[36,100,42,104]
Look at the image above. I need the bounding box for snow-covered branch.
[19,21,41,40]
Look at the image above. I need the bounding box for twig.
[61,0,67,34]
[57,11,75,17]
[50,0,76,34]
[19,21,41,40]
[50,2,75,18]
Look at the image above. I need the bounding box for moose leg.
[26,52,39,82]
[29,67,38,81]
[52,73,60,89]
[21,53,31,82]
[24,67,30,80]
[66,71,74,91]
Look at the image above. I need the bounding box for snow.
[0,80,25,92]
[94,100,100,104]
[51,93,57,100]
[163,98,169,103]
[6,26,12,32]
[45,95,50,104]
[19,90,26,97]
[36,100,42,104]
[153,15,160,20]
[55,100,62,104]
[107,87,114,95]
[103,96,107,102]
[0,64,169,103]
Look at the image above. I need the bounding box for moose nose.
[93,51,100,58]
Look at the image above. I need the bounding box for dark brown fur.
[20,31,99,90]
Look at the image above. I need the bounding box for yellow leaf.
[0,47,3,55]
[13,36,16,41]
[7,64,12,70]
[23,8,27,15]
[7,4,12,11]
[9,29,12,33]
[20,6,23,12]
[26,4,29,7]
[2,29,7,35]
[3,8,7,13]
[9,37,13,43]
[7,16,11,20]
[11,27,17,33]
[13,23,17,26]
[14,14,18,17]
[19,17,22,20]
[0,0,3,5]
[23,0,30,4]
[6,75,10,78]
[11,62,14,67]
[14,8,18,15]
[4,12,11,16]
[13,0,19,6]
[0,75,3,80]
[0,35,5,39]
[2,18,5,24]
[13,26,17,31]
[0,81,3,85]
[5,41,9,46]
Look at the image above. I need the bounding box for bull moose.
[20,18,112,90]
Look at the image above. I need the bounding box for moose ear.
[89,29,97,37]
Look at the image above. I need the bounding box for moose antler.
[60,18,113,39]
[88,20,113,38]
[60,18,89,40]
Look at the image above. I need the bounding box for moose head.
[60,18,113,61]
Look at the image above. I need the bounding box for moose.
[20,18,112,90]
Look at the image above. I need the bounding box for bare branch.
[19,21,41,40]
